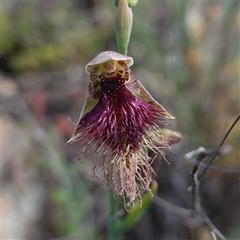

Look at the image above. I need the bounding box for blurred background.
[1,1,239,239]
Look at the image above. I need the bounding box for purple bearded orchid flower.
[68,51,175,209]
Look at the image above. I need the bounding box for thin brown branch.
[185,115,240,240]
[199,114,240,179]
[190,155,227,240]
[153,195,192,217]
[153,115,239,239]
[186,145,232,178]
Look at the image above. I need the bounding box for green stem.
[108,190,118,240]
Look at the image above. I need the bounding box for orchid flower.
[68,51,175,209]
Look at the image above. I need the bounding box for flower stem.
[108,190,118,240]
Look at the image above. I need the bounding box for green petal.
[67,92,99,143]
[126,72,175,119]
[124,71,140,95]
[88,71,101,99]
[80,92,99,118]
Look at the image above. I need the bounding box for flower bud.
[127,0,138,7]
[114,0,133,55]
[114,0,138,8]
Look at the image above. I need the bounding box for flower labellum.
[68,51,174,210]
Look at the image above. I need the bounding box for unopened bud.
[114,0,133,55]
[114,0,138,8]
[127,0,138,7]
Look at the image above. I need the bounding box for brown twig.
[190,159,227,240]
[153,195,192,217]
[187,115,240,240]
[199,114,240,179]
[185,145,232,177]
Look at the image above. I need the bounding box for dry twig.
[154,115,239,240]
[188,115,240,240]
